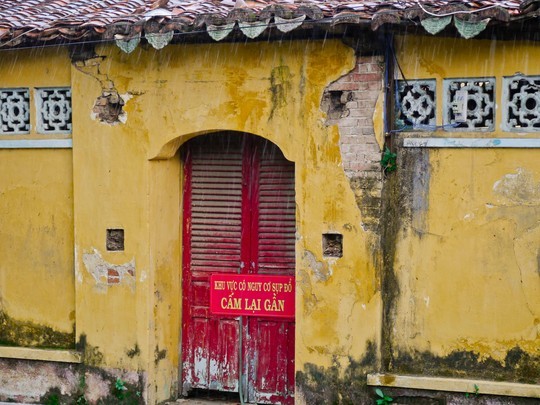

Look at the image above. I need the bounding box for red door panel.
[248,320,294,403]
[248,141,295,404]
[182,133,295,403]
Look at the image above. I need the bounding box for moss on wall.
[384,142,540,384]
[0,310,74,349]
[392,347,540,385]
[380,146,426,370]
[296,342,377,404]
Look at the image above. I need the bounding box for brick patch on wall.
[322,54,384,232]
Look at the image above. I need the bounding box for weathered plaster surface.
[82,248,136,291]
[0,359,79,402]
[388,142,540,382]
[67,39,381,403]
[493,168,540,205]
[0,149,74,342]
[0,358,145,404]
[383,36,540,387]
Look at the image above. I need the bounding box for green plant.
[44,394,60,405]
[74,372,88,404]
[465,384,480,398]
[375,388,393,405]
[114,378,128,400]
[381,147,397,173]
[76,396,88,405]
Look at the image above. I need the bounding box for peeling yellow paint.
[82,248,136,292]
[0,40,381,403]
[393,147,540,364]
[0,50,73,343]
[389,35,540,380]
[68,40,381,401]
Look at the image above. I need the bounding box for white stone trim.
[0,139,72,149]
[368,373,540,398]
[403,137,540,148]
[0,346,81,363]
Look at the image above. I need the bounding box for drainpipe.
[383,31,395,149]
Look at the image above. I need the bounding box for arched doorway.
[181,132,295,404]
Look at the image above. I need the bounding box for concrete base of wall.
[0,358,145,404]
[368,373,540,404]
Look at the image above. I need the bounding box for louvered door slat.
[256,145,295,276]
[189,139,243,276]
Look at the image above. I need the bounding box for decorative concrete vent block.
[0,88,30,134]
[503,75,540,132]
[443,78,495,131]
[35,87,72,134]
[396,79,436,130]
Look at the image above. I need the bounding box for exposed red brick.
[108,268,119,277]
[356,90,381,101]
[351,73,382,82]
[323,53,384,216]
[327,82,360,91]
[107,268,120,284]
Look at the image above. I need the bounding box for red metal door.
[181,133,295,404]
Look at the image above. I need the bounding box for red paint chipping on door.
[182,133,295,404]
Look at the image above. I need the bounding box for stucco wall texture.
[0,40,384,403]
[1,33,539,404]
[385,36,540,384]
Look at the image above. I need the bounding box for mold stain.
[391,347,540,384]
[77,334,104,367]
[40,366,145,405]
[296,341,377,404]
[127,343,140,358]
[0,309,75,349]
[154,346,167,365]
[268,65,293,120]
[379,147,423,371]
[349,175,383,233]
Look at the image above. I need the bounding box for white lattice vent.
[503,75,540,132]
[0,88,30,134]
[396,79,436,130]
[35,87,72,134]
[443,78,495,131]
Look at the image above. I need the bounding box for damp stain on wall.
[0,309,75,349]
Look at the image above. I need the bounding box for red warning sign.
[210,274,295,319]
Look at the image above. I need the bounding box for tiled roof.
[0,0,535,48]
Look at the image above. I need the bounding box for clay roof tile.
[0,0,529,47]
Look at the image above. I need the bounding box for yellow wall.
[6,29,538,404]
[0,49,74,348]
[390,35,540,380]
[69,40,381,402]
